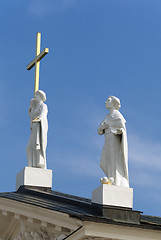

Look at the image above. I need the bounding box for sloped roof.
[0,186,161,231]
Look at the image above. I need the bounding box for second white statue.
[26,90,48,169]
[98,96,129,187]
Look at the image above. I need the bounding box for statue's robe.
[27,102,48,169]
[98,109,129,187]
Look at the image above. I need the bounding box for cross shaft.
[27,32,49,96]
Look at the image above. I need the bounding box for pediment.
[0,197,81,240]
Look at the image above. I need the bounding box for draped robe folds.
[98,109,129,187]
[26,101,48,169]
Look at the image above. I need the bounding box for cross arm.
[27,48,49,70]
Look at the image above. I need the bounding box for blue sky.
[0,0,161,217]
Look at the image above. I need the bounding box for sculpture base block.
[16,167,52,191]
[92,184,133,208]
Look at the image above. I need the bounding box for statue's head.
[35,90,46,102]
[105,96,121,110]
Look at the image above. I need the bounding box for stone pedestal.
[16,167,52,191]
[92,184,133,208]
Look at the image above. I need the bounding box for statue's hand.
[103,122,109,129]
[111,127,123,135]
[114,129,122,135]
[32,117,40,123]
[99,123,108,131]
[98,122,109,135]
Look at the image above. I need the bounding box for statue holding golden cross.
[27,32,49,96]
[26,32,49,170]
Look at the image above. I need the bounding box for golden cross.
[27,32,49,96]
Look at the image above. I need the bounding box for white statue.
[98,96,129,187]
[26,90,48,169]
